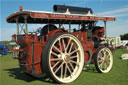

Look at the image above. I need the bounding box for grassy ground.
[0,49,128,85]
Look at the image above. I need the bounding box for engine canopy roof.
[7,10,116,24]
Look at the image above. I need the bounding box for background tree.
[120,33,128,40]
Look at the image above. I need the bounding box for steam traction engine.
[7,5,115,83]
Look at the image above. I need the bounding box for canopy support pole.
[78,24,80,30]
[16,18,19,35]
[104,21,107,38]
[59,24,61,28]
[69,22,71,32]
[24,15,28,34]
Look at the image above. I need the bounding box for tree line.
[120,33,128,40]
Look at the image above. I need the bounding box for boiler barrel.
[53,5,93,14]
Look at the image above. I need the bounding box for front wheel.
[94,47,113,73]
[42,33,84,83]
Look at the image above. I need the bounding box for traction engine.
[7,5,115,83]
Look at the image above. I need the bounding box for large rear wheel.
[42,33,84,83]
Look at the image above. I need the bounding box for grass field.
[0,49,128,85]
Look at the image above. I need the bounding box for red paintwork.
[93,27,104,41]
[15,34,43,74]
[12,27,104,75]
[12,29,67,74]
[8,9,112,76]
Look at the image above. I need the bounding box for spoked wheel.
[94,47,113,73]
[42,33,84,83]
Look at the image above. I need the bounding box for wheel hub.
[103,58,107,63]
[61,53,70,63]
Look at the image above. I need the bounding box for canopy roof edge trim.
[6,11,116,24]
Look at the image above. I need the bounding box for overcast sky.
[0,0,128,41]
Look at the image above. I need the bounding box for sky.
[0,0,128,41]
